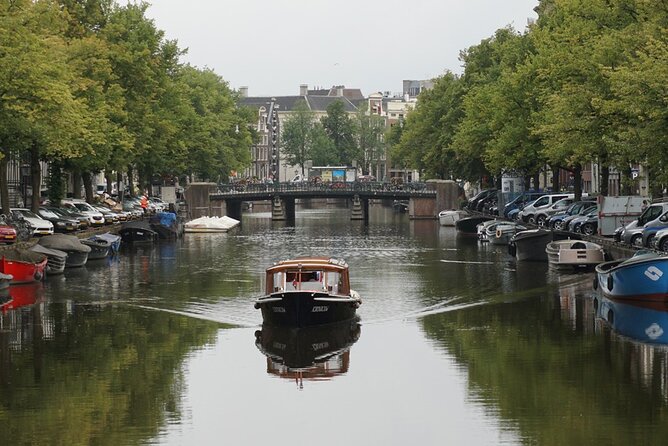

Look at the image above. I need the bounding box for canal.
[1,205,667,445]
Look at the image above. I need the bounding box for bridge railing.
[215,181,435,195]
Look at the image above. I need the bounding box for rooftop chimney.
[336,86,344,97]
[239,86,248,98]
[300,84,308,96]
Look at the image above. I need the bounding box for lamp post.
[267,99,279,186]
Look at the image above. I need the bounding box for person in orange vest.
[140,195,148,214]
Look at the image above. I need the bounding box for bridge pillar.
[408,197,436,219]
[272,196,285,221]
[283,197,296,223]
[226,199,242,222]
[351,195,364,220]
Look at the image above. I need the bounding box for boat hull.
[456,216,494,235]
[512,230,552,261]
[119,227,158,243]
[595,255,668,299]
[0,256,47,284]
[546,240,605,270]
[256,291,360,328]
[439,210,468,227]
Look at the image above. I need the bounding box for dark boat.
[455,215,494,235]
[29,244,67,275]
[254,257,362,327]
[149,212,183,239]
[508,229,580,261]
[80,238,111,260]
[38,234,91,268]
[119,221,158,243]
[254,320,361,387]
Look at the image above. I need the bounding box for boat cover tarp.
[0,248,47,263]
[185,216,240,230]
[91,232,121,244]
[151,212,177,227]
[29,244,67,259]
[38,234,92,253]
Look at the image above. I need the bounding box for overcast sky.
[145,0,539,97]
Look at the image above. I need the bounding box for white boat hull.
[439,210,468,227]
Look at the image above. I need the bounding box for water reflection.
[595,295,668,344]
[254,320,361,389]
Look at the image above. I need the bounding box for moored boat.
[80,238,112,260]
[438,209,469,227]
[119,221,158,243]
[0,248,47,283]
[546,240,605,270]
[90,233,121,255]
[38,234,91,268]
[479,220,502,241]
[491,223,526,246]
[254,257,362,327]
[594,252,668,302]
[149,212,183,239]
[29,244,67,275]
[456,215,494,235]
[184,216,240,233]
[509,229,580,261]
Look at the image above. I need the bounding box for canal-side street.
[1,206,667,445]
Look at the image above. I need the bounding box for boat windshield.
[271,269,339,292]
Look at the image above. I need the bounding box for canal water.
[1,205,667,445]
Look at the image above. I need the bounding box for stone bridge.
[184,180,461,223]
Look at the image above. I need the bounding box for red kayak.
[0,249,48,284]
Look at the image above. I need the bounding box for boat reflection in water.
[595,294,668,344]
[0,282,45,314]
[254,319,361,389]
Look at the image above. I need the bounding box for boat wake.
[362,297,488,325]
[440,259,496,265]
[124,303,258,327]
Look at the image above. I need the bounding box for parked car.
[502,191,545,218]
[62,200,105,226]
[546,200,598,230]
[37,207,79,232]
[0,216,17,244]
[517,194,572,223]
[568,206,599,233]
[47,206,90,230]
[639,210,668,247]
[9,208,54,236]
[466,189,497,211]
[533,197,577,226]
[560,204,598,232]
[618,203,668,246]
[508,199,537,220]
[651,227,668,252]
[92,205,120,224]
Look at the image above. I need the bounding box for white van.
[517,193,588,224]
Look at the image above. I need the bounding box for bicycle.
[1,213,33,241]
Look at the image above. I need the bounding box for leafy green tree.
[321,100,356,166]
[353,106,385,176]
[281,100,321,175]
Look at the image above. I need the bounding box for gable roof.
[239,95,357,113]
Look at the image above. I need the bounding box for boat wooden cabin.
[255,257,361,327]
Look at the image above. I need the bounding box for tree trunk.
[551,165,560,192]
[600,165,610,196]
[573,164,582,202]
[116,171,123,201]
[73,170,83,199]
[532,172,540,191]
[81,172,94,203]
[106,173,113,197]
[30,145,41,213]
[127,165,134,196]
[621,165,633,195]
[0,153,9,215]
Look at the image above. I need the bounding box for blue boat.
[595,295,668,344]
[594,252,668,301]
